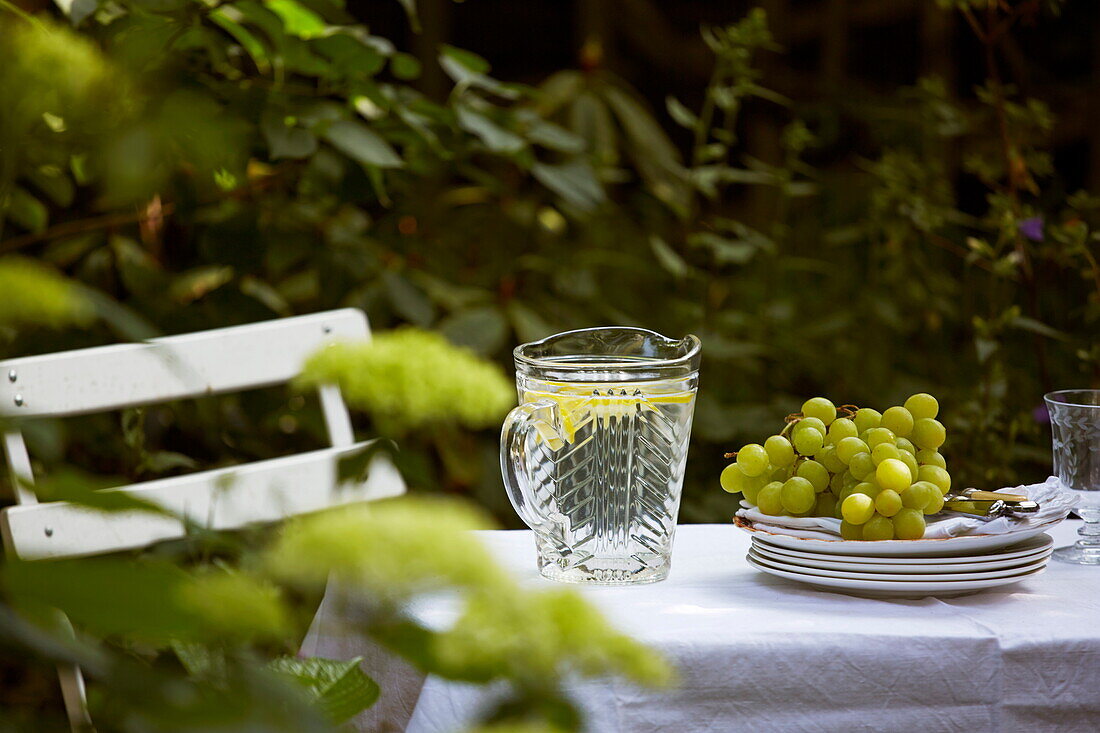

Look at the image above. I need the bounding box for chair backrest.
[0,308,405,560]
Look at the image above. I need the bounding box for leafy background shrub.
[0,0,1097,728]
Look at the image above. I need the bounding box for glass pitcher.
[501,327,700,585]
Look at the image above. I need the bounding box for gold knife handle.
[964,490,1027,502]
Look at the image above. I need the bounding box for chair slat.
[0,442,403,560]
[0,309,367,418]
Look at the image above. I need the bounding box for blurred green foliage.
[1,0,1099,726]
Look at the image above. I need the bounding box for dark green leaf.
[649,235,690,278]
[210,7,271,73]
[336,440,393,483]
[456,106,525,154]
[396,0,420,32]
[531,159,605,211]
[312,32,386,75]
[523,118,585,154]
[688,232,756,264]
[323,119,403,168]
[382,270,434,325]
[78,286,161,341]
[1011,316,1069,341]
[5,187,48,234]
[505,301,554,343]
[391,52,421,80]
[27,167,75,207]
[665,96,698,129]
[439,306,508,355]
[603,86,690,212]
[265,0,327,38]
[438,47,519,99]
[262,110,319,159]
[440,44,490,74]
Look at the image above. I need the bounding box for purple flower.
[1033,403,1050,424]
[1019,217,1044,242]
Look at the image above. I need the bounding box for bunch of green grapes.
[720,394,951,540]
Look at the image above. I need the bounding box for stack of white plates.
[745,532,1054,598]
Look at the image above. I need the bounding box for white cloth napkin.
[736,476,1076,540]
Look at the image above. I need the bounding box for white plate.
[747,548,1050,582]
[746,554,1047,598]
[751,534,1054,571]
[751,541,1052,574]
[735,515,1062,557]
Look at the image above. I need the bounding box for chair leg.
[52,612,93,731]
[58,662,93,732]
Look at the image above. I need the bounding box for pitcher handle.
[501,399,564,533]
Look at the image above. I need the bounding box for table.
[302,521,1100,732]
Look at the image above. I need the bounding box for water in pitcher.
[518,364,697,584]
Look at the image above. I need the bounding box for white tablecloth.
[302,521,1100,732]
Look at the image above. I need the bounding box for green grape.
[819,445,846,473]
[841,493,875,524]
[843,472,861,490]
[893,508,926,539]
[875,489,903,517]
[720,463,745,493]
[852,481,881,499]
[826,417,858,445]
[918,465,951,494]
[901,481,935,510]
[829,471,848,492]
[815,493,837,518]
[796,460,830,493]
[840,520,863,540]
[757,482,784,515]
[876,458,912,492]
[764,435,796,466]
[853,407,882,434]
[741,474,769,505]
[848,452,876,480]
[922,488,945,515]
[916,449,946,469]
[836,437,869,464]
[781,477,816,514]
[895,437,917,455]
[792,426,825,456]
[912,418,946,450]
[801,397,836,426]
[794,416,827,436]
[904,392,939,421]
[862,514,895,540]
[871,442,901,465]
[737,443,770,477]
[899,450,920,479]
[881,406,915,437]
[837,485,856,504]
[863,427,896,449]
[771,464,793,483]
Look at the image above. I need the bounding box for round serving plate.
[734,514,1062,557]
[745,554,1047,599]
[747,547,1049,582]
[751,533,1054,572]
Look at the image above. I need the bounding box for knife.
[941,489,1039,518]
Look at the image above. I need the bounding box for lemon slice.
[522,384,693,446]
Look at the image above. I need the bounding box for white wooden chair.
[0,308,405,730]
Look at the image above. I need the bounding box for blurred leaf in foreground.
[295,327,514,433]
[0,256,94,329]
